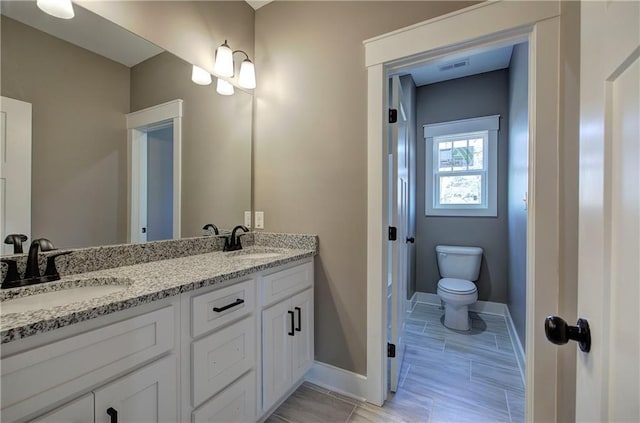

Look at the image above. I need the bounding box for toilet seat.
[438,278,477,295]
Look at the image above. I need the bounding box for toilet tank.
[436,245,483,281]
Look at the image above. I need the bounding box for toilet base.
[443,302,471,331]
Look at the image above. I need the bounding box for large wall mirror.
[0,1,252,254]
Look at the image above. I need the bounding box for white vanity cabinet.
[31,356,178,423]
[1,255,315,423]
[1,301,179,423]
[260,261,314,414]
[180,277,257,423]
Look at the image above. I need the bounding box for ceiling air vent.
[439,59,470,72]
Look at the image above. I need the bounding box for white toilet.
[435,245,483,331]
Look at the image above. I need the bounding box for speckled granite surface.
[253,232,318,251]
[0,234,318,344]
[0,232,319,281]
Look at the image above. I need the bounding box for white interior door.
[576,1,640,421]
[0,96,31,255]
[389,75,409,393]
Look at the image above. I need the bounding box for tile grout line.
[343,403,357,423]
[273,412,295,423]
[504,389,513,422]
[399,363,411,387]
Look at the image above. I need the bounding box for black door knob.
[406,237,415,244]
[545,316,591,352]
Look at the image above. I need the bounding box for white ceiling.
[1,1,163,67]
[407,45,514,87]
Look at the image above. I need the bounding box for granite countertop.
[0,246,315,344]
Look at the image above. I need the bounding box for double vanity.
[0,233,317,422]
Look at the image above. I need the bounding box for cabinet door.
[192,370,255,423]
[291,288,314,382]
[261,300,293,412]
[94,355,177,423]
[30,393,94,423]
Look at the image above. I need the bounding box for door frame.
[126,99,183,243]
[0,96,32,255]
[364,1,562,421]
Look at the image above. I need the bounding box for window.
[424,115,499,217]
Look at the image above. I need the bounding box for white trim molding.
[424,115,500,217]
[364,1,562,421]
[305,361,368,403]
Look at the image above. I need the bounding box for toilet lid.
[438,278,477,294]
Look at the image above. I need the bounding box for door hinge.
[388,226,397,241]
[389,109,398,123]
[387,342,396,358]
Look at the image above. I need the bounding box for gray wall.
[1,16,130,249]
[146,126,174,241]
[130,52,252,235]
[253,1,478,375]
[507,43,529,347]
[400,75,418,300]
[415,70,510,303]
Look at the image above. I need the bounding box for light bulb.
[191,65,212,85]
[37,0,74,19]
[238,59,256,89]
[213,41,234,78]
[216,78,234,96]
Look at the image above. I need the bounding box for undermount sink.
[226,251,283,260]
[0,277,132,315]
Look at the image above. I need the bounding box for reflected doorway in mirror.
[126,100,183,243]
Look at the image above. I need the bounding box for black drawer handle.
[107,407,118,423]
[295,307,302,332]
[288,310,295,336]
[213,298,245,312]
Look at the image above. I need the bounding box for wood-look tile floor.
[266,302,524,423]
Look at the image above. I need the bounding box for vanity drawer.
[261,261,313,307]
[192,370,255,423]
[191,316,255,407]
[1,305,175,422]
[191,278,255,338]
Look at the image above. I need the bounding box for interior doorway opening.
[126,99,182,243]
[386,40,530,421]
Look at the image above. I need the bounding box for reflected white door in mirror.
[126,100,183,243]
[0,97,32,255]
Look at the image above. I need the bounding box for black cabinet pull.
[213,298,245,313]
[295,307,302,332]
[288,310,295,336]
[107,407,118,423]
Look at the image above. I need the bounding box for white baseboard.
[305,361,368,403]
[505,305,526,384]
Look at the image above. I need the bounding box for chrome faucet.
[224,225,250,251]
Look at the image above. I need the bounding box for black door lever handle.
[545,316,591,352]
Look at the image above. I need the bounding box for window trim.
[424,115,500,217]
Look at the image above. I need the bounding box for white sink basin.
[1,278,131,314]
[227,252,283,260]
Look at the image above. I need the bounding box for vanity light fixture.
[213,40,257,90]
[37,0,75,19]
[216,78,235,96]
[191,65,212,85]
